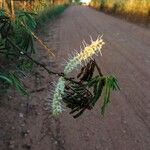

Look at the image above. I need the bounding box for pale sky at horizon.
[81,0,91,4]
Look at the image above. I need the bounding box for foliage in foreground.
[52,37,119,117]
[0,5,67,95]
[62,60,119,118]
[0,4,119,117]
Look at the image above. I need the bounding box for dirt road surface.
[0,6,150,150]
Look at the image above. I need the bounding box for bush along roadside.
[89,0,150,26]
[36,5,68,27]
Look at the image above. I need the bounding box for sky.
[81,0,91,4]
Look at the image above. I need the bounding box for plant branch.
[94,59,103,76]
[7,38,79,84]
[20,21,55,57]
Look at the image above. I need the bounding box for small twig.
[20,21,55,57]
[30,87,47,93]
[94,59,103,76]
[7,38,79,84]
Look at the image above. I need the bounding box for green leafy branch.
[0,71,28,95]
[62,60,120,118]
[0,8,119,118]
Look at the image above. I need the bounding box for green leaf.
[93,78,104,105]
[0,75,13,84]
[87,75,99,87]
[101,76,119,115]
[9,73,28,95]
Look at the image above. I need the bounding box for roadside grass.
[89,0,150,25]
[36,5,67,27]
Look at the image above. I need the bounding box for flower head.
[52,36,105,116]
[64,36,105,74]
[52,77,65,116]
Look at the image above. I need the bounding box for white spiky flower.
[52,36,105,116]
[64,36,105,74]
[52,77,65,116]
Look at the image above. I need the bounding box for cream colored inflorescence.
[52,36,105,116]
[52,77,65,115]
[64,36,105,74]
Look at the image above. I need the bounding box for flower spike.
[52,36,105,116]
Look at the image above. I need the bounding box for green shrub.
[0,5,67,95]
[36,5,67,27]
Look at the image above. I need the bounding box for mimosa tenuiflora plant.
[52,37,119,117]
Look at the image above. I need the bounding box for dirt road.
[1,5,150,150]
[48,6,150,150]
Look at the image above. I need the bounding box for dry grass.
[107,0,150,16]
[89,0,150,24]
